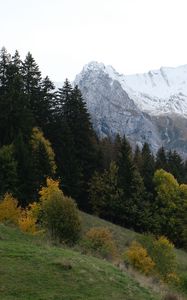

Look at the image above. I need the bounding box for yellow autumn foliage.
[154,235,174,251]
[18,200,43,234]
[129,235,179,282]
[39,178,61,203]
[84,227,117,259]
[0,193,41,235]
[165,272,180,285]
[125,241,155,275]
[0,193,21,225]
[31,127,56,174]
[18,210,37,234]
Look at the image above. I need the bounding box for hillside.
[81,211,139,252]
[81,212,187,296]
[0,213,187,300]
[0,224,160,300]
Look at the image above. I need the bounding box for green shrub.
[153,236,177,280]
[39,178,81,244]
[138,235,179,282]
[83,227,117,260]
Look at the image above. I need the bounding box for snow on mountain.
[75,61,187,117]
[74,61,187,156]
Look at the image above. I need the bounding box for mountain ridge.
[73,61,187,156]
[75,61,187,117]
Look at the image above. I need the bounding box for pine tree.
[99,137,114,170]
[68,85,97,174]
[55,81,98,210]
[156,146,168,171]
[117,136,146,229]
[89,161,123,223]
[47,81,82,200]
[22,52,42,126]
[167,150,185,184]
[58,122,83,200]
[22,52,55,133]
[22,52,42,95]
[39,76,55,130]
[0,144,18,197]
[117,136,136,198]
[56,78,73,116]
[133,145,142,171]
[0,50,33,146]
[113,134,122,162]
[13,131,34,206]
[30,127,56,197]
[140,143,155,194]
[0,47,11,93]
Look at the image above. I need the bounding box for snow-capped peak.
[75,61,187,117]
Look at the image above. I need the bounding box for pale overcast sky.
[1,0,187,81]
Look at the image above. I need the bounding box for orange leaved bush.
[84,227,117,259]
[0,193,21,225]
[18,202,41,235]
[124,241,155,275]
[126,235,179,283]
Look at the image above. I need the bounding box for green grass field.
[0,223,161,300]
[0,212,187,300]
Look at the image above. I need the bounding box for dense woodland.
[0,47,187,247]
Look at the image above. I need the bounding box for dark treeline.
[0,48,186,246]
[91,136,187,246]
[0,47,100,209]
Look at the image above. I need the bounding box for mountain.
[74,62,187,156]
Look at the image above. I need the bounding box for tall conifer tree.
[54,81,98,209]
[117,136,147,229]
[0,50,33,146]
[140,143,155,194]
[156,146,168,170]
[167,150,185,184]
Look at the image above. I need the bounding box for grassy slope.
[81,212,187,297]
[0,224,160,300]
[81,211,139,251]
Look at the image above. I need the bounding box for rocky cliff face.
[74,61,187,156]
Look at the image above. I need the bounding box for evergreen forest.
[0,47,187,248]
